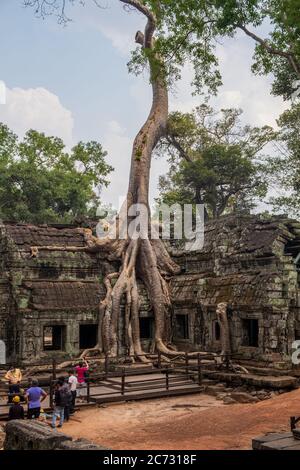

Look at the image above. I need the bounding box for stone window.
[139,317,154,339]
[43,325,66,351]
[79,324,98,349]
[175,314,189,340]
[295,329,300,341]
[214,321,221,341]
[241,319,259,347]
[282,281,289,299]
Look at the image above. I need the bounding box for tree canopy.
[157,105,275,218]
[0,123,113,224]
[267,103,300,216]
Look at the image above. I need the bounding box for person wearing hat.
[8,395,24,421]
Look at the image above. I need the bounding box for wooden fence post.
[185,352,189,378]
[197,353,202,385]
[157,350,161,369]
[105,354,109,377]
[49,377,53,408]
[87,379,90,403]
[166,367,169,391]
[121,368,125,396]
[52,358,56,381]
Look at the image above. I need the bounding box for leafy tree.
[267,103,300,216]
[153,0,300,100]
[0,123,113,224]
[157,106,275,218]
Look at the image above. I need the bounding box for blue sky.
[0,0,287,209]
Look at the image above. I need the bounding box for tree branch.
[238,24,300,78]
[165,135,192,163]
[119,0,156,48]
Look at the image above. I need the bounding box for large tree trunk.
[31,1,182,361]
[81,1,181,360]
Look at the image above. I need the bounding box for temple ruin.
[0,214,299,369]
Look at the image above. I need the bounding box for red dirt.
[59,389,300,450]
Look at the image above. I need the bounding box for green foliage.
[0,123,113,224]
[267,103,300,216]
[157,105,275,218]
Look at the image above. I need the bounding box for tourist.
[25,379,47,419]
[75,358,89,401]
[51,378,71,429]
[61,376,72,422]
[8,395,24,420]
[68,370,78,413]
[5,366,22,403]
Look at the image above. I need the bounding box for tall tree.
[0,123,112,223]
[25,0,228,359]
[157,106,274,218]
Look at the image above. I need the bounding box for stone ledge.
[4,420,108,451]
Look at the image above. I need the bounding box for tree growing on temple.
[24,0,299,360]
[24,0,228,360]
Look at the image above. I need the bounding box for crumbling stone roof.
[23,280,105,311]
[3,223,86,251]
[185,214,300,257]
[170,214,300,308]
[0,222,106,314]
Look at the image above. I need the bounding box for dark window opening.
[214,322,221,341]
[139,318,154,339]
[43,326,66,351]
[79,324,98,349]
[295,330,300,341]
[282,282,289,299]
[242,319,259,347]
[175,314,189,340]
[39,265,60,279]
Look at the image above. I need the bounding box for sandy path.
[58,389,300,450]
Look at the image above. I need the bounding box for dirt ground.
[58,388,300,450]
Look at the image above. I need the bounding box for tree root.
[75,234,186,362]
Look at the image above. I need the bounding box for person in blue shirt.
[25,379,47,419]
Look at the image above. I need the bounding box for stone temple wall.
[0,215,299,366]
[169,216,300,366]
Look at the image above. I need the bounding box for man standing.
[5,366,22,403]
[51,378,71,429]
[25,379,47,419]
[68,370,78,414]
[75,358,89,401]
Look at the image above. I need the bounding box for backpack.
[58,384,72,407]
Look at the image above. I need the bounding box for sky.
[0,0,288,210]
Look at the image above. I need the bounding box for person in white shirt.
[68,370,78,414]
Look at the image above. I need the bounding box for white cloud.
[98,24,134,56]
[0,87,74,146]
[101,120,132,208]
